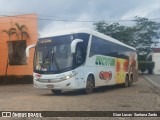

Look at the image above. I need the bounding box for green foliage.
[138,61,155,74]
[138,61,147,74]
[93,22,135,46]
[133,17,160,55]
[93,17,160,60]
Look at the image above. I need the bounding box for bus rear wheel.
[124,75,129,88]
[85,75,95,94]
[129,75,133,86]
[51,90,62,95]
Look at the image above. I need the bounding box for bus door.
[74,43,84,88]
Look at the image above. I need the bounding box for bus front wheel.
[51,90,62,95]
[85,75,95,94]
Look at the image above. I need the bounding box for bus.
[26,28,138,94]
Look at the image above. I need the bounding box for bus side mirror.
[26,44,36,63]
[71,39,83,53]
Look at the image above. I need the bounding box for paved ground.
[144,75,160,88]
[0,76,160,120]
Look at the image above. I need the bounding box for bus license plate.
[47,84,54,89]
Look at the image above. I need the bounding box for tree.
[93,17,160,60]
[1,28,18,41]
[138,61,155,74]
[4,23,30,65]
[93,22,135,46]
[133,17,160,59]
[1,28,18,84]
[138,61,148,74]
[14,23,30,40]
[12,23,30,65]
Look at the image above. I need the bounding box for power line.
[0,14,160,23]
[0,10,76,20]
[1,10,160,22]
[0,14,138,23]
[0,10,160,23]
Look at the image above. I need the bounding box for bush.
[138,61,155,74]
[147,62,155,74]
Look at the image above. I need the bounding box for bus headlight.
[61,75,71,80]
[65,75,70,79]
[62,71,77,80]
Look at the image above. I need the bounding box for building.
[146,48,160,74]
[0,14,38,84]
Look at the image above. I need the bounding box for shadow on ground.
[39,84,136,97]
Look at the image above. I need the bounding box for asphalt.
[143,75,160,89]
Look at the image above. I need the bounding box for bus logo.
[95,56,115,66]
[99,71,112,81]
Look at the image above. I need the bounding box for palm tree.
[1,28,18,84]
[13,23,30,65]
[14,23,30,40]
[1,28,18,41]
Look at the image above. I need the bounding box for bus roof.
[40,28,136,50]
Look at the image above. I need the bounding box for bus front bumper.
[33,77,80,90]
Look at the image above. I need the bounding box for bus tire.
[129,74,133,86]
[124,75,129,88]
[85,75,95,94]
[51,90,62,95]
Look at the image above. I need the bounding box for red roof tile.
[153,48,160,53]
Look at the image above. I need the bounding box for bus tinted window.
[90,35,134,59]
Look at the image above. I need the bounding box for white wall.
[152,53,160,74]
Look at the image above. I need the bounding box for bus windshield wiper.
[40,50,60,71]
[41,51,50,69]
[51,51,60,71]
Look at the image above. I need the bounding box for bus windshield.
[35,43,72,72]
[34,33,89,74]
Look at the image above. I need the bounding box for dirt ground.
[0,76,160,120]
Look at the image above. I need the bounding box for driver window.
[75,45,83,66]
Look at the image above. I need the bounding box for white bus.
[26,28,138,94]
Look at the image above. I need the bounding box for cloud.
[0,0,160,34]
[39,14,93,37]
[121,4,160,20]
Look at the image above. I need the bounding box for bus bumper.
[33,77,81,90]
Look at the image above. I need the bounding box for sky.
[0,0,160,37]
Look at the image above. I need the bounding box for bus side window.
[89,43,96,57]
[76,48,82,64]
[75,43,84,66]
[89,36,98,57]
